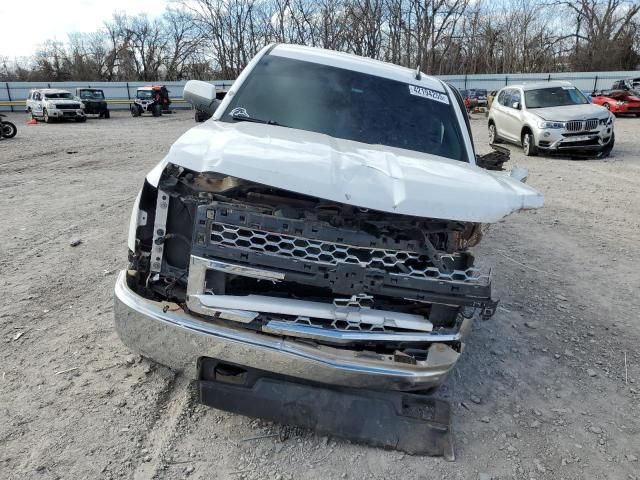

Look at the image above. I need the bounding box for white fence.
[1,71,639,112]
[439,70,640,93]
[0,80,234,112]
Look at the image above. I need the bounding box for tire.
[603,103,610,110]
[488,122,501,144]
[522,131,538,156]
[104,110,110,119]
[598,133,615,159]
[27,109,34,121]
[131,105,140,117]
[44,109,52,123]
[2,121,17,138]
[76,116,86,123]
[152,104,162,117]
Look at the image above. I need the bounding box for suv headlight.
[47,102,57,109]
[538,121,564,129]
[599,115,614,126]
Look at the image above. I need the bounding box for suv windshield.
[525,87,588,108]
[222,55,468,162]
[44,92,73,99]
[79,90,104,100]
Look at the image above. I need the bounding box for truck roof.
[30,88,71,94]
[501,81,574,91]
[270,44,446,93]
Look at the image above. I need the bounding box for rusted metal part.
[476,145,510,171]
[198,358,455,459]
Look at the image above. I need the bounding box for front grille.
[209,222,487,283]
[565,120,582,132]
[585,119,598,130]
[56,103,80,110]
[565,119,598,132]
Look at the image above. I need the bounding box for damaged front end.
[120,162,499,392]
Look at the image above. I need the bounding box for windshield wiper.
[231,112,287,127]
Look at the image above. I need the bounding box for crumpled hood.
[532,103,608,121]
[148,121,544,223]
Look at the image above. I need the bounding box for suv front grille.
[209,222,487,283]
[56,103,80,110]
[565,119,598,132]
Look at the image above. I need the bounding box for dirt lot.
[1,110,639,480]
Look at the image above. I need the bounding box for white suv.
[488,81,614,157]
[26,89,86,123]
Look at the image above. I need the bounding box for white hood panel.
[148,121,543,223]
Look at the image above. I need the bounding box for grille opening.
[218,274,460,327]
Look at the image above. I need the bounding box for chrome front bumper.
[114,270,468,391]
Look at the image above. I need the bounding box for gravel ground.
[1,110,639,480]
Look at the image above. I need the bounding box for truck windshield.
[80,90,104,99]
[525,87,589,108]
[222,55,468,162]
[44,93,73,99]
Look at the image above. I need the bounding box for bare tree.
[1,0,639,81]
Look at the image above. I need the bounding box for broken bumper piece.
[198,358,455,458]
[114,270,466,391]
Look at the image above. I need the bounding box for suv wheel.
[488,123,501,144]
[44,109,52,123]
[522,132,538,156]
[598,133,615,159]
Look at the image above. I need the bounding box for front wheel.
[104,110,110,119]
[44,109,52,123]
[488,123,501,144]
[152,104,162,117]
[598,133,615,159]
[522,132,538,156]
[131,105,140,117]
[76,116,86,123]
[2,121,17,138]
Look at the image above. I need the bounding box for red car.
[591,90,640,116]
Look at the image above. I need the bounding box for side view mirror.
[512,102,521,110]
[184,80,219,116]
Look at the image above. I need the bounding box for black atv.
[76,88,110,118]
[131,86,172,117]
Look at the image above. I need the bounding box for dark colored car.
[611,78,640,96]
[468,89,488,106]
[76,88,110,118]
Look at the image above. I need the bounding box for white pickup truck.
[26,89,86,123]
[114,45,543,436]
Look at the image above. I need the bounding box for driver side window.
[510,90,521,108]
[499,89,512,106]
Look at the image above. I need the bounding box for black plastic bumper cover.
[198,358,454,459]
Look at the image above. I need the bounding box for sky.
[0,0,168,58]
